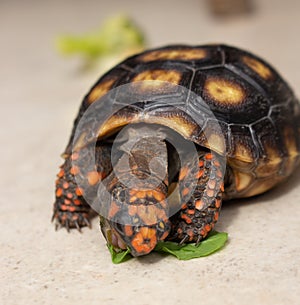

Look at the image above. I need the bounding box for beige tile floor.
[1,1,300,304]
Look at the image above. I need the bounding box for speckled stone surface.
[1,1,300,304]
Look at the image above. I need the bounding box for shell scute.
[67,44,300,198]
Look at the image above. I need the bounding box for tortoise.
[52,44,300,257]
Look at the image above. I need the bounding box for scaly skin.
[52,143,112,230]
[53,138,225,255]
[168,152,224,244]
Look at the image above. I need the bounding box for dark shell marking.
[67,44,300,199]
[52,44,300,255]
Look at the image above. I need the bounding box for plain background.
[1,1,299,304]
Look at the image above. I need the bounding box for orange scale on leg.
[208,179,216,189]
[60,205,68,211]
[195,199,204,210]
[205,153,213,160]
[213,160,221,167]
[200,229,206,236]
[56,188,63,197]
[214,212,219,221]
[73,199,81,206]
[196,169,204,179]
[71,152,79,161]
[68,206,76,212]
[181,203,187,209]
[187,209,195,215]
[182,187,190,197]
[206,189,215,198]
[57,169,65,178]
[215,198,221,208]
[216,169,223,178]
[70,166,80,176]
[64,199,71,205]
[67,192,73,199]
[181,214,192,224]
[75,187,84,196]
[204,224,211,232]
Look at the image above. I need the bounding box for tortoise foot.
[52,210,91,232]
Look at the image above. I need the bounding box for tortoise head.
[99,132,173,256]
[100,182,172,257]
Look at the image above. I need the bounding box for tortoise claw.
[51,212,55,223]
[65,219,70,233]
[195,235,203,246]
[179,234,189,245]
[52,210,91,231]
[83,217,91,228]
[74,220,82,232]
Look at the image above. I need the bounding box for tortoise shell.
[68,44,300,199]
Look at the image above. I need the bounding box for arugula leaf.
[107,231,228,264]
[56,14,146,62]
[154,231,228,260]
[107,244,132,264]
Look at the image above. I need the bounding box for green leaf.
[106,231,228,263]
[56,14,146,61]
[154,231,228,260]
[107,244,132,264]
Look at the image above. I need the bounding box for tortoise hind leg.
[52,144,112,231]
[168,152,224,244]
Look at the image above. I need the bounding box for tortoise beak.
[127,226,159,257]
[100,215,171,256]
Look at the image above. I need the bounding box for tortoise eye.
[157,221,165,231]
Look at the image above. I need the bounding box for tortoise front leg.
[52,144,112,231]
[52,154,91,231]
[168,152,224,244]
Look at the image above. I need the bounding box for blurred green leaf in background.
[56,14,146,70]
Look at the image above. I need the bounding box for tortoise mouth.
[127,227,159,256]
[112,224,169,257]
[110,228,128,250]
[106,225,166,257]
